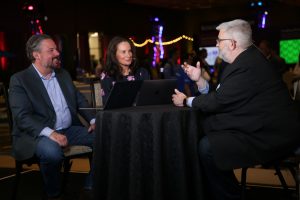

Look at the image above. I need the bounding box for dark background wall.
[0,0,299,84]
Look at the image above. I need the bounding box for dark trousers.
[198,136,241,200]
[35,126,95,198]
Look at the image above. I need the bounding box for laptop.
[135,79,177,106]
[80,80,142,110]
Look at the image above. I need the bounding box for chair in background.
[74,81,93,106]
[0,83,93,200]
[89,79,102,108]
[74,77,102,108]
[0,82,12,132]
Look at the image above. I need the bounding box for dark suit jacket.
[9,65,94,160]
[193,45,300,170]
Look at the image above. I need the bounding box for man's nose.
[55,49,60,56]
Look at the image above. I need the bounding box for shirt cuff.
[186,97,195,107]
[199,81,209,94]
[90,118,96,125]
[40,127,54,137]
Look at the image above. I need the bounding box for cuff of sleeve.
[90,118,96,125]
[40,127,54,137]
[186,97,195,107]
[199,81,209,94]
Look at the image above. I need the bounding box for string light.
[129,38,153,47]
[130,35,193,48]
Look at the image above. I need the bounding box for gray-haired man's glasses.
[216,38,235,44]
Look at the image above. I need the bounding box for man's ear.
[230,40,237,50]
[32,51,40,60]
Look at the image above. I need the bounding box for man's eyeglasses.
[216,38,234,44]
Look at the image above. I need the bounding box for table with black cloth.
[93,105,205,200]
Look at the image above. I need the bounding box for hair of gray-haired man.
[216,19,253,49]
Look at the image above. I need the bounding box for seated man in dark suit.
[9,34,95,200]
[172,19,300,200]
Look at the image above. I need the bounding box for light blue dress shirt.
[186,80,209,107]
[33,65,72,137]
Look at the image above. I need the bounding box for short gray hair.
[216,19,253,49]
[26,34,52,62]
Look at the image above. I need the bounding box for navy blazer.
[9,65,94,160]
[193,45,300,170]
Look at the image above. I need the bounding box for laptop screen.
[79,80,142,110]
[103,80,143,110]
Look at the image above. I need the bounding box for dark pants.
[35,126,95,198]
[198,136,241,200]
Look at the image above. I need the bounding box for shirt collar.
[32,64,56,80]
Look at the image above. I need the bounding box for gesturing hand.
[172,89,187,107]
[182,61,202,82]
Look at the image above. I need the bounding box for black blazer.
[193,45,300,170]
[9,65,94,160]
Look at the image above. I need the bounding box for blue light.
[258,13,267,29]
[261,14,266,28]
[152,45,157,67]
[154,17,159,22]
[257,1,262,6]
[250,2,255,7]
[158,26,164,59]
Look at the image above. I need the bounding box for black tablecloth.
[93,105,205,200]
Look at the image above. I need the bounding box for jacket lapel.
[28,65,55,110]
[55,69,73,108]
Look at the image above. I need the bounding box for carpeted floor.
[0,167,297,200]
[0,168,91,200]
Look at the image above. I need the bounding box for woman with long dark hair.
[100,36,150,104]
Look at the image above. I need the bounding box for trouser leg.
[64,126,95,189]
[35,137,64,198]
[198,136,241,200]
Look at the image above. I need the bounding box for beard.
[219,49,229,63]
[218,47,230,63]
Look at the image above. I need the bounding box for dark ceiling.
[127,0,300,10]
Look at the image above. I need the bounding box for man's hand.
[172,89,187,107]
[182,61,202,82]
[182,61,207,89]
[49,131,68,147]
[88,123,96,133]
